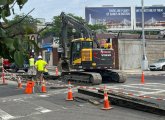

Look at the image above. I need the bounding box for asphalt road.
[0,73,164,120]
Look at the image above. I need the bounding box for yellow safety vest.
[29,58,35,66]
[44,68,48,72]
[35,60,47,71]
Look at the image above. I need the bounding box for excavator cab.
[70,38,115,70]
[70,38,93,68]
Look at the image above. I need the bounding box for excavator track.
[60,70,126,85]
[116,71,127,83]
[84,69,127,83]
[61,71,102,85]
[100,70,127,83]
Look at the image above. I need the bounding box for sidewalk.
[47,66,56,70]
[47,66,61,76]
[122,69,165,76]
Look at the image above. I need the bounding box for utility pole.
[141,0,148,70]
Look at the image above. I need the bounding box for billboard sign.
[135,6,165,30]
[85,7,133,31]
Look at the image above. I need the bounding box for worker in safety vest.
[28,55,35,75]
[43,67,49,75]
[35,55,47,84]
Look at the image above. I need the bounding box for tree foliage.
[0,0,38,66]
[6,14,38,37]
[88,24,107,32]
[0,0,28,23]
[40,13,107,39]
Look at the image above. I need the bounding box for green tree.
[7,14,39,55]
[0,0,38,66]
[41,13,106,39]
[7,14,38,37]
[88,24,107,33]
[40,15,61,39]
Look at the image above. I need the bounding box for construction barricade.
[25,81,35,94]
[1,58,7,85]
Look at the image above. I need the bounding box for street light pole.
[141,0,148,70]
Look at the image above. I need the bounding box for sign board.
[135,6,165,30]
[85,7,133,31]
[47,48,52,52]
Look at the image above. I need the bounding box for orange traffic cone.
[102,87,113,110]
[18,77,22,89]
[41,80,47,93]
[55,67,58,76]
[141,71,145,84]
[25,82,31,94]
[66,81,73,101]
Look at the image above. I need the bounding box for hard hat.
[38,55,42,59]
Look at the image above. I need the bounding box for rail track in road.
[76,73,165,115]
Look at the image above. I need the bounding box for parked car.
[149,58,165,71]
[3,59,11,69]
[10,61,29,72]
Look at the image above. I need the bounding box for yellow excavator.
[58,12,126,85]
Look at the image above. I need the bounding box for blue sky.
[10,0,165,22]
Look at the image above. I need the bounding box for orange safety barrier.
[1,58,7,85]
[25,81,35,94]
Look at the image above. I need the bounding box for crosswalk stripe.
[0,109,15,120]
[35,107,52,113]
[122,85,164,91]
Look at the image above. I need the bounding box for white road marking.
[35,107,52,113]
[62,107,68,109]
[119,89,146,93]
[48,89,67,94]
[130,83,165,85]
[2,100,6,103]
[13,98,24,102]
[104,83,165,97]
[130,83,165,86]
[0,109,15,120]
[48,88,77,95]
[122,85,164,91]
[0,96,33,103]
[139,90,165,96]
[11,111,45,119]
[39,94,50,97]
[108,87,165,96]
